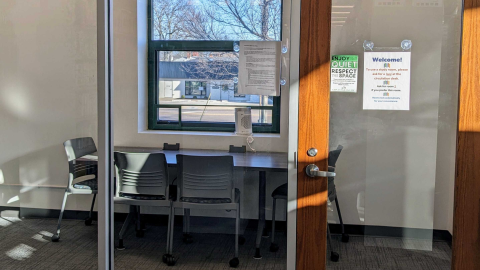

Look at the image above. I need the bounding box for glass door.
[109,0,300,269]
[326,0,461,269]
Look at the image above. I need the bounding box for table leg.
[254,171,266,259]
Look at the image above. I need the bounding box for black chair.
[113,152,174,265]
[167,155,242,268]
[270,145,348,262]
[52,137,98,242]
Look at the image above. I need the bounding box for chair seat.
[120,193,165,200]
[180,188,240,204]
[73,179,98,191]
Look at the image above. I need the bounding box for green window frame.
[147,1,281,133]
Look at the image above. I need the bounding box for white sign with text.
[238,41,281,96]
[363,51,411,110]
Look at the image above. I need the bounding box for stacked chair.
[52,137,98,242]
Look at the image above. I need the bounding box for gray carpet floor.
[0,217,451,270]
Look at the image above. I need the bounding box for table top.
[114,146,288,172]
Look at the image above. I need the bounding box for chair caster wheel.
[341,233,350,243]
[183,233,193,244]
[136,230,144,238]
[51,234,60,242]
[85,217,93,226]
[239,236,246,245]
[330,251,339,262]
[269,243,279,252]
[117,239,125,250]
[163,254,176,266]
[229,257,239,268]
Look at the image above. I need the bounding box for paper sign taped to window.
[363,51,411,110]
[238,41,281,96]
[331,55,358,93]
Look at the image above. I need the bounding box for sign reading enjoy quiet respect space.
[331,55,358,93]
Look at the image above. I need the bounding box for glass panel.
[1,0,98,268]
[152,0,282,41]
[157,51,273,107]
[158,108,179,122]
[178,106,272,124]
[327,0,461,268]
[113,0,291,268]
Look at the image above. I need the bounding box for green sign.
[331,55,358,93]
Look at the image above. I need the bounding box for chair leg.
[135,206,144,237]
[335,196,349,243]
[238,201,245,245]
[183,208,193,243]
[285,199,288,236]
[85,194,96,226]
[169,207,176,252]
[163,206,177,266]
[117,206,135,250]
[229,205,240,268]
[270,198,279,252]
[166,203,173,254]
[163,203,176,266]
[327,224,339,262]
[52,191,69,242]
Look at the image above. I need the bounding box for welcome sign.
[331,55,358,93]
[363,51,411,110]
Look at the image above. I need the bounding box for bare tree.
[152,0,190,40]
[181,9,228,40]
[177,0,282,85]
[202,0,282,41]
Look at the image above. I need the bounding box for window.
[148,0,282,133]
[185,81,207,96]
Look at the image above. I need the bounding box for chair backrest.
[176,154,234,200]
[114,152,169,197]
[328,145,344,167]
[327,145,343,201]
[64,137,97,162]
[64,137,98,181]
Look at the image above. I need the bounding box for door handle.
[305,164,336,178]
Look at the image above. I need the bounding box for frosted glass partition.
[0,0,99,268]
[328,0,461,251]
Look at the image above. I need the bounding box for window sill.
[139,129,281,138]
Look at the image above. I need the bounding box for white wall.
[0,0,97,211]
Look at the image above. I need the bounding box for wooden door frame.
[452,0,480,269]
[296,0,332,269]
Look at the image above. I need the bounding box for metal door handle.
[305,164,336,178]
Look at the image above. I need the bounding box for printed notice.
[238,41,281,96]
[363,51,411,110]
[331,55,358,93]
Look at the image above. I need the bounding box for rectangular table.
[114,146,288,259]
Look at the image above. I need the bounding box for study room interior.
[1,0,479,269]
